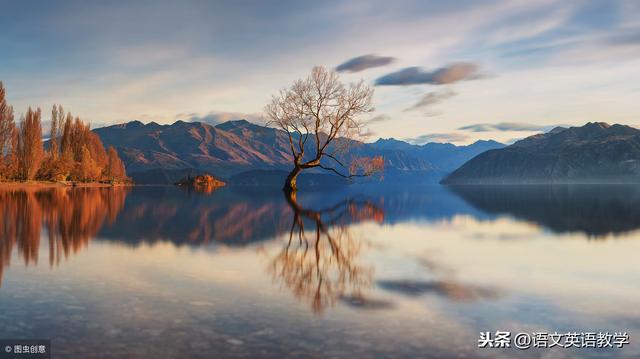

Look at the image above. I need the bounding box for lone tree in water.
[265,66,383,193]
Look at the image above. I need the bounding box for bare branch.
[264,66,380,191]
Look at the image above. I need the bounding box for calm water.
[0,184,639,358]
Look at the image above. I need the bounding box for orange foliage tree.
[0,82,16,179]
[17,108,44,180]
[106,146,127,182]
[0,82,129,183]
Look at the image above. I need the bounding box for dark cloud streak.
[404,90,457,111]
[375,62,480,86]
[366,114,391,124]
[336,54,395,73]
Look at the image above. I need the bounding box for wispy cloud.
[1,0,637,145]
[406,132,469,144]
[484,4,573,45]
[404,90,456,111]
[605,30,640,47]
[458,122,567,132]
[366,114,391,124]
[375,63,481,86]
[336,54,395,73]
[175,111,264,126]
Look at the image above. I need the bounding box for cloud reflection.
[377,279,500,302]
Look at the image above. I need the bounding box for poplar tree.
[0,82,15,177]
[17,107,44,180]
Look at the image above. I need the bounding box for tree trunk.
[283,166,302,193]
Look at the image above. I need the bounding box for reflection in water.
[0,187,128,286]
[177,182,224,195]
[268,192,384,314]
[98,187,294,245]
[0,185,640,358]
[377,279,499,302]
[2,184,640,285]
[448,185,640,237]
[3,184,640,288]
[338,294,395,310]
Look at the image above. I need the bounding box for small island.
[175,174,226,192]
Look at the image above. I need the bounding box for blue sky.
[1,0,639,144]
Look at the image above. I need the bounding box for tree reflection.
[0,187,128,286]
[268,191,384,314]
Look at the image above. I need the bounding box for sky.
[1,0,639,144]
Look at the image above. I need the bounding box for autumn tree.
[60,113,73,162]
[55,115,117,182]
[0,82,15,179]
[106,146,126,182]
[78,145,101,181]
[265,66,384,193]
[17,108,44,180]
[0,82,126,183]
[37,105,68,180]
[6,126,19,179]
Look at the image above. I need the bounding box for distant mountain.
[421,140,504,172]
[372,138,504,172]
[442,122,640,184]
[94,119,292,178]
[94,119,504,184]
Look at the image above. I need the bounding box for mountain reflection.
[3,184,639,290]
[0,187,128,286]
[268,192,384,314]
[448,185,640,237]
[98,187,294,244]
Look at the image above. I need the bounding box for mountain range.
[442,122,640,184]
[93,119,504,184]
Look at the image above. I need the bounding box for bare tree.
[265,66,383,193]
[49,104,64,160]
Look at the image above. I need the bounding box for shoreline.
[0,181,133,188]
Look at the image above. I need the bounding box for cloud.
[375,62,480,86]
[174,111,265,126]
[605,30,640,47]
[405,132,469,144]
[404,90,457,111]
[505,137,525,145]
[336,54,395,73]
[366,114,391,124]
[484,4,573,45]
[458,122,568,132]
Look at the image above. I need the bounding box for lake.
[0,184,639,358]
